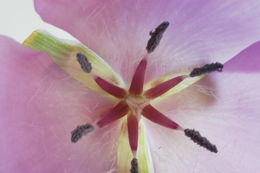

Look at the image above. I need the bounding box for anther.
[184,129,218,153]
[130,158,138,173]
[146,21,170,53]
[189,62,223,77]
[76,53,92,73]
[71,124,94,143]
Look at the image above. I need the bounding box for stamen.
[144,76,185,99]
[146,21,170,53]
[94,76,127,98]
[127,114,139,155]
[71,124,94,143]
[190,62,223,77]
[97,101,128,128]
[129,58,148,95]
[184,129,218,153]
[142,105,180,130]
[76,53,92,73]
[130,158,138,173]
[77,53,126,98]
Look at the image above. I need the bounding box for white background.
[0,0,75,43]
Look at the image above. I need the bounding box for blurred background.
[0,0,75,43]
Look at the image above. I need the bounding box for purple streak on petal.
[0,36,118,173]
[224,41,260,73]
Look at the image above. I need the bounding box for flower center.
[71,21,223,173]
[125,94,149,118]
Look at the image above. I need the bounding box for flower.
[1,0,260,173]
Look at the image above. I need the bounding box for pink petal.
[144,60,260,171]
[35,0,260,81]
[0,36,119,173]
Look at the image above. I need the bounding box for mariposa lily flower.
[1,0,260,173]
